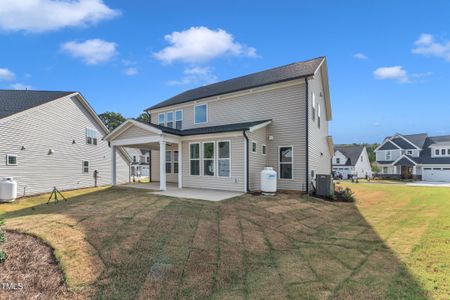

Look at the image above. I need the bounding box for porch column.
[111,145,117,185]
[178,142,183,188]
[159,140,167,191]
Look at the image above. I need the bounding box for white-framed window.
[448,149,450,155]
[336,158,340,164]
[386,151,392,161]
[166,112,174,128]
[317,104,321,129]
[165,151,172,173]
[441,149,446,155]
[146,156,150,163]
[312,92,316,121]
[203,142,215,176]
[175,110,183,130]
[158,113,165,126]
[189,143,200,176]
[82,160,89,173]
[407,150,413,155]
[133,156,137,163]
[361,156,363,162]
[262,144,267,155]
[218,141,231,177]
[174,150,179,174]
[86,128,98,145]
[251,141,257,153]
[6,154,17,166]
[279,146,293,179]
[194,104,208,124]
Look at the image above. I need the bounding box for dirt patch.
[0,230,70,299]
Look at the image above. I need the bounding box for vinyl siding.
[0,95,130,197]
[376,149,402,162]
[332,151,348,165]
[353,148,372,177]
[115,125,152,140]
[308,69,332,187]
[248,127,268,191]
[150,81,308,191]
[150,144,179,183]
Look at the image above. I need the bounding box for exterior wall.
[247,127,268,191]
[376,149,402,162]
[307,70,332,187]
[151,143,179,183]
[150,80,309,191]
[0,95,130,197]
[353,148,372,178]
[115,126,152,140]
[332,151,348,165]
[332,166,354,179]
[181,135,246,192]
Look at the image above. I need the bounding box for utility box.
[315,174,333,197]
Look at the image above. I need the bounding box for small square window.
[435,149,440,156]
[252,141,257,153]
[82,161,89,173]
[6,155,17,166]
[441,149,446,155]
[262,144,266,155]
[336,158,340,164]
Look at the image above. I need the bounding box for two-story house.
[375,133,450,182]
[105,57,334,193]
[128,148,150,178]
[332,145,372,179]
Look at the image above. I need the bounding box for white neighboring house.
[375,133,450,182]
[128,148,150,178]
[0,90,131,197]
[332,145,372,179]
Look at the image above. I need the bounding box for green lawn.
[1,183,449,299]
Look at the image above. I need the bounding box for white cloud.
[0,68,15,81]
[61,39,117,65]
[11,83,32,90]
[154,26,257,64]
[373,66,409,83]
[353,53,368,60]
[412,33,450,62]
[123,67,138,76]
[167,66,218,86]
[372,122,380,127]
[0,0,119,33]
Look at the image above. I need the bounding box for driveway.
[406,181,450,187]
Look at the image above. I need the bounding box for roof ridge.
[0,89,77,93]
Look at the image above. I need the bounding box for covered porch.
[104,119,182,191]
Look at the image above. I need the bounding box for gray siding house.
[376,133,450,182]
[0,90,131,197]
[105,57,334,193]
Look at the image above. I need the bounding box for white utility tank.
[0,177,18,202]
[261,167,277,195]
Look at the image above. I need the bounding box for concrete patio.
[124,182,243,201]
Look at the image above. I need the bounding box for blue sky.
[1,0,449,143]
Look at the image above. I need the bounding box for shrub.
[342,188,355,202]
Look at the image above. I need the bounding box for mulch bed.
[0,230,70,299]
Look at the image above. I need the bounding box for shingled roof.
[146,57,325,111]
[0,90,74,119]
[334,145,365,166]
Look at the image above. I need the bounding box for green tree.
[136,112,151,124]
[98,112,126,131]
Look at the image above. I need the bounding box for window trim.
[217,140,231,177]
[194,103,208,124]
[173,150,179,174]
[165,150,172,173]
[202,141,215,176]
[158,113,165,126]
[251,141,257,153]
[85,127,98,146]
[175,109,183,130]
[278,145,294,180]
[317,104,321,129]
[189,142,201,176]
[385,151,392,161]
[311,92,316,121]
[261,144,267,156]
[336,157,340,164]
[6,154,17,166]
[166,111,174,128]
[82,160,89,174]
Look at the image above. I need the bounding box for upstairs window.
[407,150,413,155]
[435,149,440,156]
[194,104,208,124]
[252,141,257,153]
[317,105,321,129]
[6,154,17,166]
[218,141,231,177]
[146,156,150,163]
[312,92,316,121]
[190,143,200,176]
[203,142,215,176]
[166,112,174,128]
[361,156,363,162]
[133,156,137,163]
[86,128,98,145]
[336,158,340,164]
[175,110,183,130]
[262,144,267,155]
[386,151,392,161]
[158,113,165,126]
[441,149,446,155]
[448,149,450,155]
[279,146,293,179]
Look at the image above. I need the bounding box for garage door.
[422,168,450,182]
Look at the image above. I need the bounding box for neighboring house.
[128,148,150,177]
[375,133,450,182]
[0,90,131,197]
[332,145,372,179]
[105,57,334,193]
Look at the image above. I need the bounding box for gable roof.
[0,90,75,119]
[402,133,428,149]
[146,57,325,111]
[378,141,400,150]
[334,145,365,166]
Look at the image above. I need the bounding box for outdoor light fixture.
[72,140,76,144]
[21,146,26,150]
[48,149,55,155]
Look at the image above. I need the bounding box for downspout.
[305,77,310,194]
[243,130,250,193]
